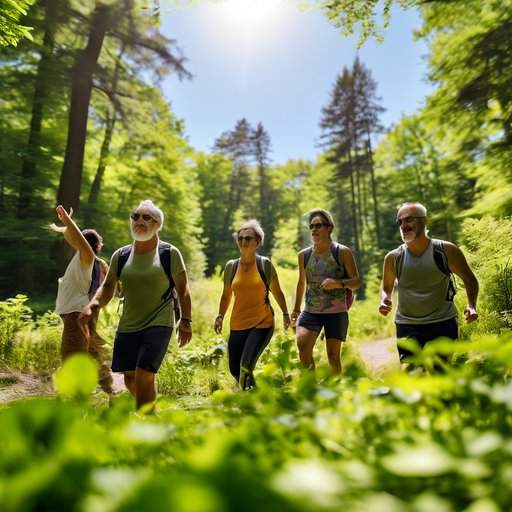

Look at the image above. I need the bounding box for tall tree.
[252,122,274,250]
[214,118,254,235]
[56,0,190,213]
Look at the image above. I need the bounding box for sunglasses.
[130,212,155,222]
[238,235,255,242]
[309,222,329,230]
[396,216,424,226]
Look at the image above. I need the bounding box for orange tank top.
[230,262,273,330]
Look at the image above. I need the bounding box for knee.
[135,369,155,388]
[297,337,312,353]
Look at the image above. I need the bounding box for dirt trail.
[0,371,126,404]
[0,339,400,403]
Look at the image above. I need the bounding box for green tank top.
[108,245,185,333]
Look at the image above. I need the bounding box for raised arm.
[50,205,95,267]
[291,251,307,324]
[174,270,193,346]
[269,271,290,330]
[444,242,479,322]
[379,251,396,316]
[214,262,233,334]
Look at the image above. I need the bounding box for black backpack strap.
[256,255,273,306]
[330,242,346,277]
[230,258,240,284]
[116,245,133,280]
[303,247,313,283]
[394,245,405,281]
[88,258,101,298]
[158,241,182,322]
[432,239,450,275]
[432,239,457,301]
[158,241,174,299]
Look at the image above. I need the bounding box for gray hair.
[397,202,428,218]
[134,199,164,230]
[233,219,265,245]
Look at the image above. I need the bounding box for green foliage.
[0,0,34,47]
[458,216,512,334]
[53,353,98,400]
[2,331,512,510]
[0,295,32,359]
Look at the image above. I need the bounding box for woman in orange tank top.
[214,220,290,390]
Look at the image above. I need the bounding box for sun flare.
[214,0,284,36]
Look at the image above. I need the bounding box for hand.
[291,310,300,325]
[78,304,94,337]
[56,205,73,224]
[320,278,338,290]
[178,320,192,346]
[378,297,392,316]
[214,315,223,334]
[283,314,291,330]
[464,306,478,323]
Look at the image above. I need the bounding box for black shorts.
[297,311,349,341]
[396,317,458,358]
[112,326,173,373]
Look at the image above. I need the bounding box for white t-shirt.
[55,252,94,315]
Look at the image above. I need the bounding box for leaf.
[381,443,454,477]
[53,353,98,400]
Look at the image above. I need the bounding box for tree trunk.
[366,133,381,247]
[347,150,360,254]
[56,3,111,211]
[18,0,58,218]
[86,45,124,221]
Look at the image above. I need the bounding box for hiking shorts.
[297,311,349,341]
[395,317,458,358]
[112,326,173,373]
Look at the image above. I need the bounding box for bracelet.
[283,312,290,317]
[216,314,224,320]
[181,318,192,323]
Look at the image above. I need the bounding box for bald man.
[379,202,478,359]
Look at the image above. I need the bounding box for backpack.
[228,254,273,305]
[116,241,181,322]
[395,239,456,301]
[88,258,101,300]
[303,242,355,309]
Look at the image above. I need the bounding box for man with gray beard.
[378,202,478,360]
[81,200,192,410]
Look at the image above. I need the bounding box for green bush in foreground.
[1,333,512,511]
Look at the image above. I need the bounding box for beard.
[400,224,424,244]
[130,223,157,242]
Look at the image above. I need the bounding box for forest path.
[0,338,400,404]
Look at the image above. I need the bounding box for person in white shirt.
[51,205,112,393]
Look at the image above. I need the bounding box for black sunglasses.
[131,212,155,222]
[309,222,329,230]
[238,235,255,242]
[396,216,424,226]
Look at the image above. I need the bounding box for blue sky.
[160,0,433,164]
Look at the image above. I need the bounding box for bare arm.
[269,272,290,330]
[174,270,193,345]
[378,252,396,316]
[50,205,95,267]
[214,262,233,334]
[89,266,117,309]
[444,242,479,322]
[292,251,307,323]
